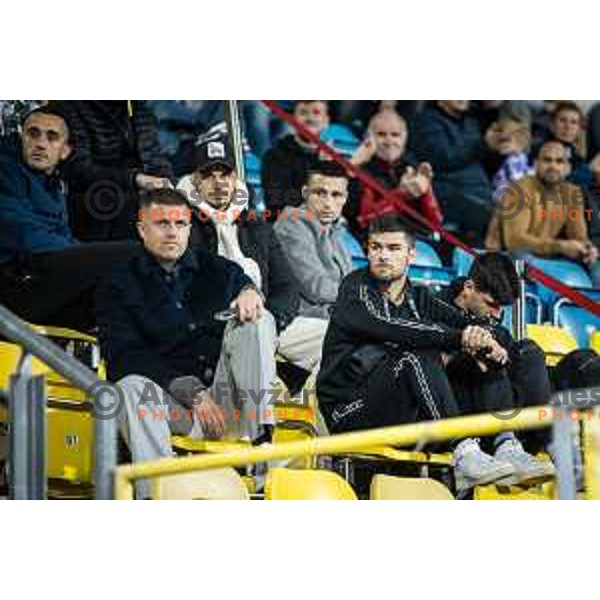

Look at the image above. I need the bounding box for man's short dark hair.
[367,214,416,247]
[467,252,519,305]
[22,106,71,141]
[552,101,584,122]
[305,160,348,184]
[532,138,569,160]
[139,188,189,212]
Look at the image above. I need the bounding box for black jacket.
[261,134,319,215]
[409,104,491,225]
[317,270,505,407]
[48,101,172,241]
[189,211,299,332]
[96,246,251,391]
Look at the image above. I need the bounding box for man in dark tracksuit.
[317,215,554,492]
[439,253,552,415]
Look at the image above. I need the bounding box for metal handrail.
[114,404,557,499]
[0,304,116,499]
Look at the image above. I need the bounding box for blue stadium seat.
[415,240,443,268]
[410,240,454,286]
[320,124,360,158]
[243,152,266,214]
[552,290,600,348]
[244,152,261,188]
[500,294,542,330]
[336,227,367,269]
[452,246,475,277]
[525,257,592,308]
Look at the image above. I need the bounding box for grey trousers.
[117,314,278,497]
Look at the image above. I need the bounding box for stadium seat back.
[553,300,600,349]
[335,227,367,269]
[526,257,592,307]
[370,474,454,500]
[452,246,475,276]
[243,152,261,186]
[526,324,579,366]
[415,240,442,267]
[151,468,250,500]
[409,240,454,286]
[265,468,358,500]
[0,326,102,485]
[320,124,360,158]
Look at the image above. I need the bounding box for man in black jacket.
[47,101,173,242]
[96,188,271,497]
[261,101,329,216]
[178,138,327,376]
[317,215,552,492]
[409,101,494,244]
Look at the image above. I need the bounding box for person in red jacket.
[350,108,443,233]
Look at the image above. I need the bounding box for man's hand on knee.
[195,390,226,439]
[231,286,264,324]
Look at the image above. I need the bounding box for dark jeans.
[0,242,138,333]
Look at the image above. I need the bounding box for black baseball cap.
[195,138,234,175]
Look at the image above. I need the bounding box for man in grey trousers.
[96,188,275,498]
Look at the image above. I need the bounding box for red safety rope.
[261,100,600,318]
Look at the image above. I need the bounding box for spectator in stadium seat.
[177,137,327,376]
[317,215,554,493]
[274,161,354,321]
[0,107,136,332]
[551,102,588,174]
[261,101,329,216]
[485,140,600,286]
[439,253,556,452]
[487,115,534,192]
[47,100,173,242]
[409,101,494,245]
[349,108,443,233]
[96,188,274,498]
[548,102,600,249]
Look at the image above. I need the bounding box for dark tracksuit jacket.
[316,270,518,432]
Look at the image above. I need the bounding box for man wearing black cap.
[177,137,328,388]
[0,106,136,332]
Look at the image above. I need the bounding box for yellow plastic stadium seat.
[170,437,252,454]
[0,325,103,486]
[370,474,454,500]
[151,468,250,500]
[590,331,600,354]
[265,468,358,500]
[473,482,555,500]
[526,324,578,366]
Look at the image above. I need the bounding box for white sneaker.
[494,437,556,486]
[454,438,515,493]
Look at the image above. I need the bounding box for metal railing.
[0,305,116,499]
[114,402,600,500]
